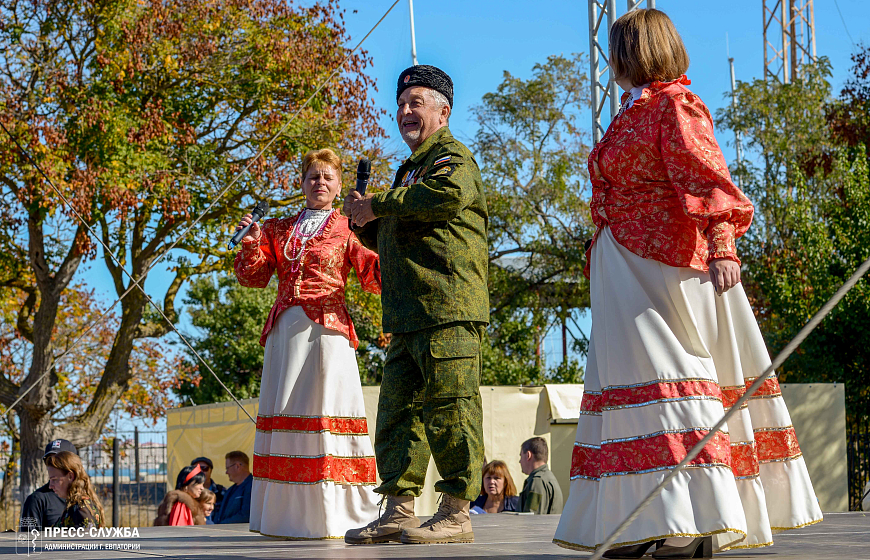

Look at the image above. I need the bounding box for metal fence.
[847,406,870,511]
[0,429,167,530]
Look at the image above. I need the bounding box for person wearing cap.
[190,457,225,521]
[344,65,488,546]
[18,439,77,531]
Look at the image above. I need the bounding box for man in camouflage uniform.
[343,65,489,545]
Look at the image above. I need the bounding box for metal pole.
[728,57,743,187]
[589,0,603,144]
[606,0,619,121]
[782,0,790,83]
[134,427,140,527]
[409,0,418,66]
[134,427,140,484]
[112,437,120,527]
[562,315,568,364]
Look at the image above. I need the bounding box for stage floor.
[2,512,867,559]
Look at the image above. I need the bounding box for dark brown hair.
[45,451,105,524]
[480,460,518,498]
[609,9,689,86]
[521,436,549,462]
[225,450,250,467]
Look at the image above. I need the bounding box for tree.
[0,284,187,500]
[0,0,384,494]
[717,54,870,508]
[471,53,593,384]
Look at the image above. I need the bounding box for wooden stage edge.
[1,511,867,559]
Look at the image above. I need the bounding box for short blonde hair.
[609,9,689,86]
[300,148,341,183]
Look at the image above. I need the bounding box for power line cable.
[833,0,856,50]
[0,0,402,423]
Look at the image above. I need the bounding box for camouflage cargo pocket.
[426,323,481,398]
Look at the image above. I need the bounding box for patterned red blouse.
[233,209,381,349]
[586,75,754,276]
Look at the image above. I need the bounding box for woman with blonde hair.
[45,451,104,528]
[553,8,822,559]
[234,148,381,539]
[470,460,519,514]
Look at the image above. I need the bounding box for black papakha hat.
[396,65,454,108]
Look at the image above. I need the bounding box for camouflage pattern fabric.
[355,127,489,334]
[374,321,485,502]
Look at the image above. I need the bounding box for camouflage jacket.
[356,127,490,333]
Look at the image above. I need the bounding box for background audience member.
[212,451,252,524]
[19,439,77,530]
[45,451,104,528]
[518,437,563,514]
[155,465,206,526]
[470,460,520,514]
[197,488,217,525]
[191,456,225,518]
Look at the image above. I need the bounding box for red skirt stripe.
[580,392,603,414]
[570,444,601,479]
[253,453,376,485]
[755,426,801,462]
[571,430,731,480]
[604,380,722,408]
[730,442,760,478]
[722,376,781,409]
[256,415,368,435]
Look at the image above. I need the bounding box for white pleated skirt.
[553,227,823,552]
[250,306,379,539]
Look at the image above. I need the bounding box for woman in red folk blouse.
[234,148,381,540]
[553,9,822,559]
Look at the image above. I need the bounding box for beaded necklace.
[284,208,333,273]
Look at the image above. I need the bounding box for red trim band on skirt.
[256,415,368,435]
[572,426,802,480]
[253,453,376,485]
[722,376,781,409]
[580,379,722,414]
[571,430,731,480]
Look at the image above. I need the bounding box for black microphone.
[349,158,371,231]
[228,201,269,250]
[355,157,371,195]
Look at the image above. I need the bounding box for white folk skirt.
[553,227,823,552]
[250,306,379,539]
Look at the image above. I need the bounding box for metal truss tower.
[588,0,655,144]
[763,0,816,83]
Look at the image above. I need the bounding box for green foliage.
[177,275,276,403]
[717,55,870,433]
[473,53,592,385]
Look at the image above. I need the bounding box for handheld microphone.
[228,200,269,250]
[349,158,371,231]
[355,157,371,195]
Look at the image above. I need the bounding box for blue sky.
[75,0,870,420]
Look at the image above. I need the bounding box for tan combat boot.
[400,494,474,544]
[345,495,420,544]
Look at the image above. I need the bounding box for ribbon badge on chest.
[401,168,419,189]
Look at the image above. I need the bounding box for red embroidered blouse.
[587,75,754,276]
[233,209,381,349]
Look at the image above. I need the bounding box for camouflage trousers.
[374,321,485,502]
